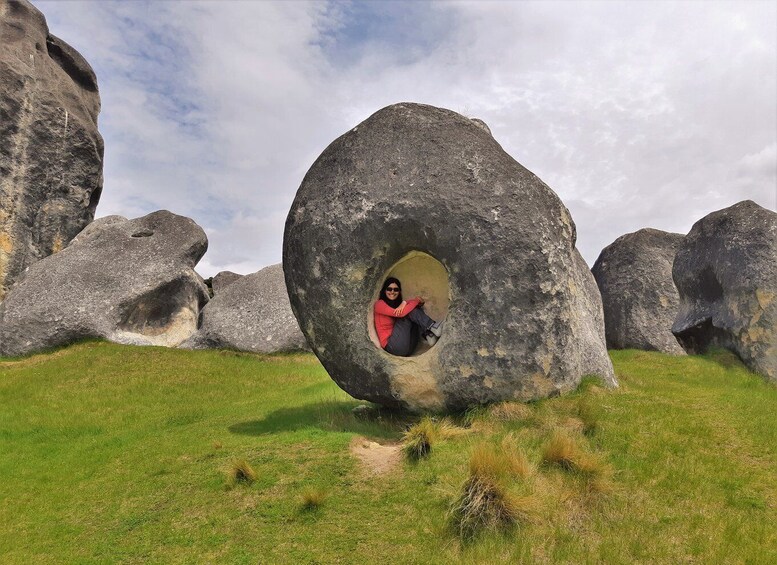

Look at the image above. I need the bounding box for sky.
[36,0,777,277]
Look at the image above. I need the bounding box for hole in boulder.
[131,230,154,238]
[368,251,450,357]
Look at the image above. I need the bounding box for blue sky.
[36,0,777,277]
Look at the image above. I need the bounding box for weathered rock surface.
[592,228,685,354]
[0,0,104,300]
[0,211,208,357]
[672,200,777,381]
[212,270,243,295]
[182,263,308,353]
[283,102,616,412]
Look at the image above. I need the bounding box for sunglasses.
[386,287,400,292]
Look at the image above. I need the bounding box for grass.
[226,459,257,487]
[0,342,775,563]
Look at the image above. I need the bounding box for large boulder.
[182,263,308,353]
[283,102,616,412]
[592,228,685,354]
[0,211,209,357]
[672,200,777,381]
[211,270,243,295]
[0,0,104,300]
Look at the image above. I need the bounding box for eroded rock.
[672,200,777,381]
[592,228,685,354]
[283,102,616,412]
[212,270,243,295]
[0,211,208,356]
[0,0,104,300]
[182,263,308,354]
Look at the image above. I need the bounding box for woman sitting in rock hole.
[374,277,443,357]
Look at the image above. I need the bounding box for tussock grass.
[402,417,436,460]
[449,443,536,540]
[225,459,257,487]
[488,401,533,422]
[300,487,326,511]
[402,416,468,460]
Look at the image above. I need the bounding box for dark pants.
[385,306,435,357]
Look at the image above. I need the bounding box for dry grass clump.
[226,459,257,487]
[300,487,327,511]
[449,443,536,540]
[541,430,614,493]
[402,416,468,460]
[488,401,533,422]
[499,434,532,479]
[402,417,436,460]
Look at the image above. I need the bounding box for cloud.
[35,0,776,274]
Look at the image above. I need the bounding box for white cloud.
[35,0,776,275]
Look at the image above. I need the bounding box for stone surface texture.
[212,270,243,295]
[672,200,777,381]
[592,228,685,354]
[284,102,616,412]
[182,263,308,353]
[0,0,104,300]
[0,211,209,356]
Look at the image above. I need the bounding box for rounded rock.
[283,102,615,412]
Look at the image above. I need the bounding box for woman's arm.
[374,298,420,317]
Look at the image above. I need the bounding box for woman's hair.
[379,277,403,308]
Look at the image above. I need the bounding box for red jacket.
[374,298,420,348]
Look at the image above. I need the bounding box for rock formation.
[592,228,685,354]
[0,0,104,300]
[0,211,208,357]
[212,270,243,295]
[182,263,308,354]
[283,102,616,412]
[672,200,777,381]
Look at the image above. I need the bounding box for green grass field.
[1,342,775,564]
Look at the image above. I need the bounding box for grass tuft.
[226,459,257,487]
[488,401,533,422]
[300,487,326,511]
[449,443,535,540]
[541,430,613,492]
[402,417,436,460]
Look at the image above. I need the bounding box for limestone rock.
[182,263,308,354]
[283,102,616,412]
[592,228,685,354]
[672,200,777,381]
[0,211,208,356]
[212,270,243,295]
[0,0,104,300]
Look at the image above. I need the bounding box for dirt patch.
[349,436,402,476]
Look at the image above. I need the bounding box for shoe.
[424,332,438,347]
[428,320,443,338]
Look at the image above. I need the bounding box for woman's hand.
[394,301,407,316]
[415,296,425,305]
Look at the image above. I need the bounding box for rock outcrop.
[592,228,685,354]
[672,200,777,381]
[0,211,208,357]
[283,102,616,412]
[212,270,243,295]
[182,263,308,354]
[0,0,104,300]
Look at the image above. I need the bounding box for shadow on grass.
[228,401,413,441]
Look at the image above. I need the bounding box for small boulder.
[182,263,308,354]
[672,200,777,381]
[0,0,104,300]
[212,270,243,295]
[0,211,208,356]
[592,228,685,354]
[283,102,616,412]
